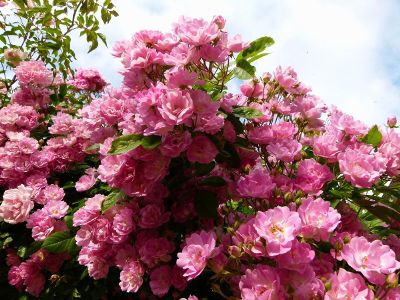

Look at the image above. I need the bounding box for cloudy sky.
[72,0,400,125]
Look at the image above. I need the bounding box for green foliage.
[234,59,256,79]
[200,176,227,187]
[0,0,118,95]
[233,106,264,119]
[236,36,274,62]
[42,231,78,254]
[360,125,382,148]
[194,161,216,176]
[108,134,161,155]
[233,36,274,80]
[101,190,125,213]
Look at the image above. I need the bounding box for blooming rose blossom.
[177,230,218,280]
[157,88,194,125]
[295,158,334,194]
[341,236,400,285]
[149,265,172,297]
[43,200,69,219]
[0,185,34,224]
[119,260,144,293]
[297,197,341,241]
[14,61,55,87]
[239,265,283,300]
[253,206,301,256]
[186,135,218,164]
[325,268,374,300]
[237,165,276,199]
[275,240,315,272]
[338,145,387,188]
[160,130,192,158]
[67,68,107,92]
[266,138,302,162]
[173,16,219,46]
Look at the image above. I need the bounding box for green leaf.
[97,33,107,46]
[247,52,269,63]
[101,190,125,213]
[360,125,382,148]
[42,231,77,254]
[237,36,274,61]
[195,161,216,176]
[226,114,244,134]
[141,135,161,149]
[234,59,256,80]
[86,143,100,151]
[200,176,227,187]
[233,106,263,119]
[108,134,143,155]
[194,190,218,219]
[17,246,28,258]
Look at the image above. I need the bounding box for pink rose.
[138,204,170,229]
[177,230,218,280]
[149,265,172,297]
[298,197,341,241]
[237,165,276,199]
[160,130,192,158]
[0,185,34,224]
[341,236,400,285]
[239,265,283,300]
[325,268,374,300]
[338,145,386,188]
[186,135,218,164]
[253,206,301,256]
[43,200,69,219]
[157,88,194,125]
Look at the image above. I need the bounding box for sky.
[72,0,400,125]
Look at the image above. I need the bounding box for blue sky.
[72,0,400,125]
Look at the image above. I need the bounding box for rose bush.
[0,5,400,299]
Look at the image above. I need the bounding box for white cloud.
[72,0,400,125]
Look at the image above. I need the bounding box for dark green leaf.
[195,161,216,176]
[216,143,241,168]
[101,190,125,213]
[194,190,218,218]
[200,176,226,187]
[42,231,77,254]
[141,135,161,149]
[108,134,143,155]
[226,114,244,134]
[233,106,263,119]
[360,125,382,148]
[234,59,256,80]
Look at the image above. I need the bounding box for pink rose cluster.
[67,68,108,92]
[1,14,400,299]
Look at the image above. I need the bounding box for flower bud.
[212,15,225,29]
[386,273,398,288]
[4,48,27,66]
[228,245,242,258]
[387,116,397,128]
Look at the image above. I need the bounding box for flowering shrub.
[1,12,400,300]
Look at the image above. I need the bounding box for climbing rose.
[0,185,34,224]
[341,236,400,285]
[253,206,301,256]
[239,265,283,300]
[177,230,218,280]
